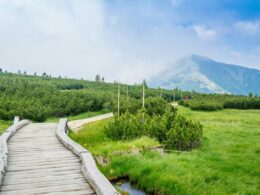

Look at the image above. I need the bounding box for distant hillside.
[149,55,260,95]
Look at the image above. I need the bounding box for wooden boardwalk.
[0,123,96,195]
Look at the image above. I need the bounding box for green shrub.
[224,98,260,109]
[189,101,223,111]
[145,97,168,116]
[182,94,260,111]
[165,115,203,151]
[105,105,203,151]
[105,111,141,140]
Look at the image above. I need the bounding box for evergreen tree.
[95,75,101,82]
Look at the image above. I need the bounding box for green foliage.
[106,99,203,151]
[145,97,168,116]
[0,120,12,134]
[179,94,260,111]
[224,98,260,109]
[0,71,193,121]
[105,111,141,140]
[0,74,112,121]
[112,97,142,115]
[112,96,168,116]
[69,118,159,157]
[165,115,203,150]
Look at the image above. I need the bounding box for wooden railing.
[0,119,30,186]
[56,118,119,195]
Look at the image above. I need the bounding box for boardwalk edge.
[56,118,119,195]
[0,120,31,186]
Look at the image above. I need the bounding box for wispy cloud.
[193,25,217,41]
[235,20,260,35]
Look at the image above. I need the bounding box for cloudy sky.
[0,0,260,83]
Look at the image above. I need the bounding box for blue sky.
[0,0,260,82]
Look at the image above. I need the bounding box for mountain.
[149,55,260,95]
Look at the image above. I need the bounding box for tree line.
[0,71,192,121]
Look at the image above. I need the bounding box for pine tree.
[95,75,101,82]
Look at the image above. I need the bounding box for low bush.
[179,96,260,111]
[189,101,223,111]
[165,115,203,150]
[224,98,260,109]
[145,97,168,116]
[105,105,203,151]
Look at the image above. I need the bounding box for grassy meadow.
[70,106,260,194]
[0,120,12,135]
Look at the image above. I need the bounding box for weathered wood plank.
[7,156,78,164]
[1,179,89,191]
[0,122,96,194]
[3,170,83,180]
[0,183,93,194]
[2,173,85,185]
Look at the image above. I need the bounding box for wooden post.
[13,116,19,125]
[126,85,129,101]
[118,82,120,115]
[142,80,145,108]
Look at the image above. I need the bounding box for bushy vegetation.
[179,100,224,111]
[0,71,192,121]
[106,98,203,151]
[179,94,260,111]
[0,73,112,121]
[224,98,260,109]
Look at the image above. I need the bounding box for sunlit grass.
[69,118,159,157]
[0,120,12,135]
[70,106,260,194]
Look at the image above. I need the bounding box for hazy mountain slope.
[149,55,260,95]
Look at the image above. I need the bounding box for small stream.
[115,181,146,195]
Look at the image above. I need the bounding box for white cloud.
[235,21,260,35]
[193,25,217,41]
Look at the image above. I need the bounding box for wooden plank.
[7,156,78,164]
[8,158,80,167]
[7,153,76,159]
[3,170,83,180]
[0,122,97,194]
[8,150,73,156]
[1,179,90,191]
[0,183,93,195]
[42,190,95,195]
[7,162,82,172]
[2,173,85,185]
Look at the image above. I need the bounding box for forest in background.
[0,70,259,121]
[0,71,190,121]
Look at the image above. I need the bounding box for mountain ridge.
[149,55,260,95]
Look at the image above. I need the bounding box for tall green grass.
[70,107,260,194]
[0,120,12,134]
